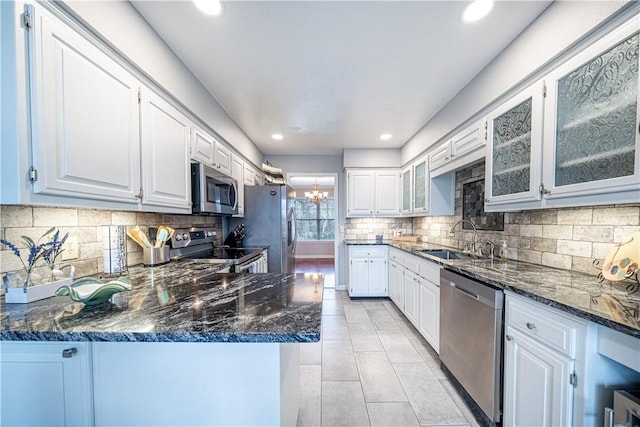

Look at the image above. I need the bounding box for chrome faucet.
[449,219,478,255]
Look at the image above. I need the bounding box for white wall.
[401,0,633,165]
[343,149,401,168]
[295,241,335,259]
[59,0,263,168]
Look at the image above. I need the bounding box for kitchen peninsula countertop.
[1,261,323,343]
[345,239,640,338]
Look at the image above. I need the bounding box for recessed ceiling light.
[461,0,494,23]
[272,134,284,140]
[193,0,224,16]
[380,134,392,141]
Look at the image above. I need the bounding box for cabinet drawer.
[389,249,404,266]
[349,245,387,258]
[418,259,440,283]
[506,295,585,358]
[404,255,419,274]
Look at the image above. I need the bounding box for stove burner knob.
[182,233,190,240]
[206,231,214,237]
[175,235,182,241]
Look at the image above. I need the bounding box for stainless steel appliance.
[440,269,504,424]
[605,390,640,427]
[168,226,266,272]
[191,162,238,215]
[228,185,296,273]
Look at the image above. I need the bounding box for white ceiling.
[131,0,550,156]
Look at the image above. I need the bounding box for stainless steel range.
[168,227,267,273]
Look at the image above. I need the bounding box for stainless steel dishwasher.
[440,269,504,424]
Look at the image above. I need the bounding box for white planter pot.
[4,272,73,304]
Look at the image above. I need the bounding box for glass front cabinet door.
[401,166,413,215]
[542,18,640,205]
[413,156,428,214]
[485,81,545,210]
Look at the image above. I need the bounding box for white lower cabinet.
[389,260,404,307]
[348,246,388,297]
[418,278,440,353]
[403,270,419,325]
[503,292,585,427]
[0,341,94,427]
[503,327,574,427]
[387,250,440,353]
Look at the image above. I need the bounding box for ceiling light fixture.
[461,0,494,23]
[380,133,392,140]
[305,181,328,205]
[272,133,284,140]
[193,0,224,16]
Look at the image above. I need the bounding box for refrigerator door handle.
[288,207,297,254]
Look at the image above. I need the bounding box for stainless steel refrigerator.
[228,184,296,273]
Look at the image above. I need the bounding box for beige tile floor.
[297,289,481,427]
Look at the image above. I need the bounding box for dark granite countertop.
[345,239,640,338]
[1,261,324,343]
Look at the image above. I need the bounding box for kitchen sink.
[418,249,472,260]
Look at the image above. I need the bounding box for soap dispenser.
[499,241,508,260]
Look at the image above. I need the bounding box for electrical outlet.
[61,236,79,261]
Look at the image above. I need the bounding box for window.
[293,199,335,240]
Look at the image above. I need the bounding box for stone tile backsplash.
[0,205,222,283]
[344,217,413,241]
[345,161,639,275]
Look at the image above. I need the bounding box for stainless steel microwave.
[191,162,238,215]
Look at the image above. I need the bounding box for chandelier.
[305,182,328,204]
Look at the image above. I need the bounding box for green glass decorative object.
[56,277,132,306]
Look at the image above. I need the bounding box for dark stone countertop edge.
[0,331,321,343]
[344,239,640,339]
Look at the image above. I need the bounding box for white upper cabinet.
[412,156,428,214]
[451,118,486,159]
[140,88,191,210]
[541,18,640,206]
[29,4,141,204]
[429,142,452,172]
[401,166,413,215]
[346,169,400,217]
[486,17,640,211]
[485,80,545,210]
[213,141,232,176]
[429,118,486,177]
[190,125,215,166]
[244,164,256,186]
[374,170,401,216]
[347,170,375,216]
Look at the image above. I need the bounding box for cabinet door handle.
[505,334,513,341]
[526,322,536,330]
[62,348,77,358]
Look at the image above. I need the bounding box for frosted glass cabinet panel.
[402,166,412,215]
[485,81,544,207]
[492,98,533,196]
[413,157,428,213]
[543,19,640,202]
